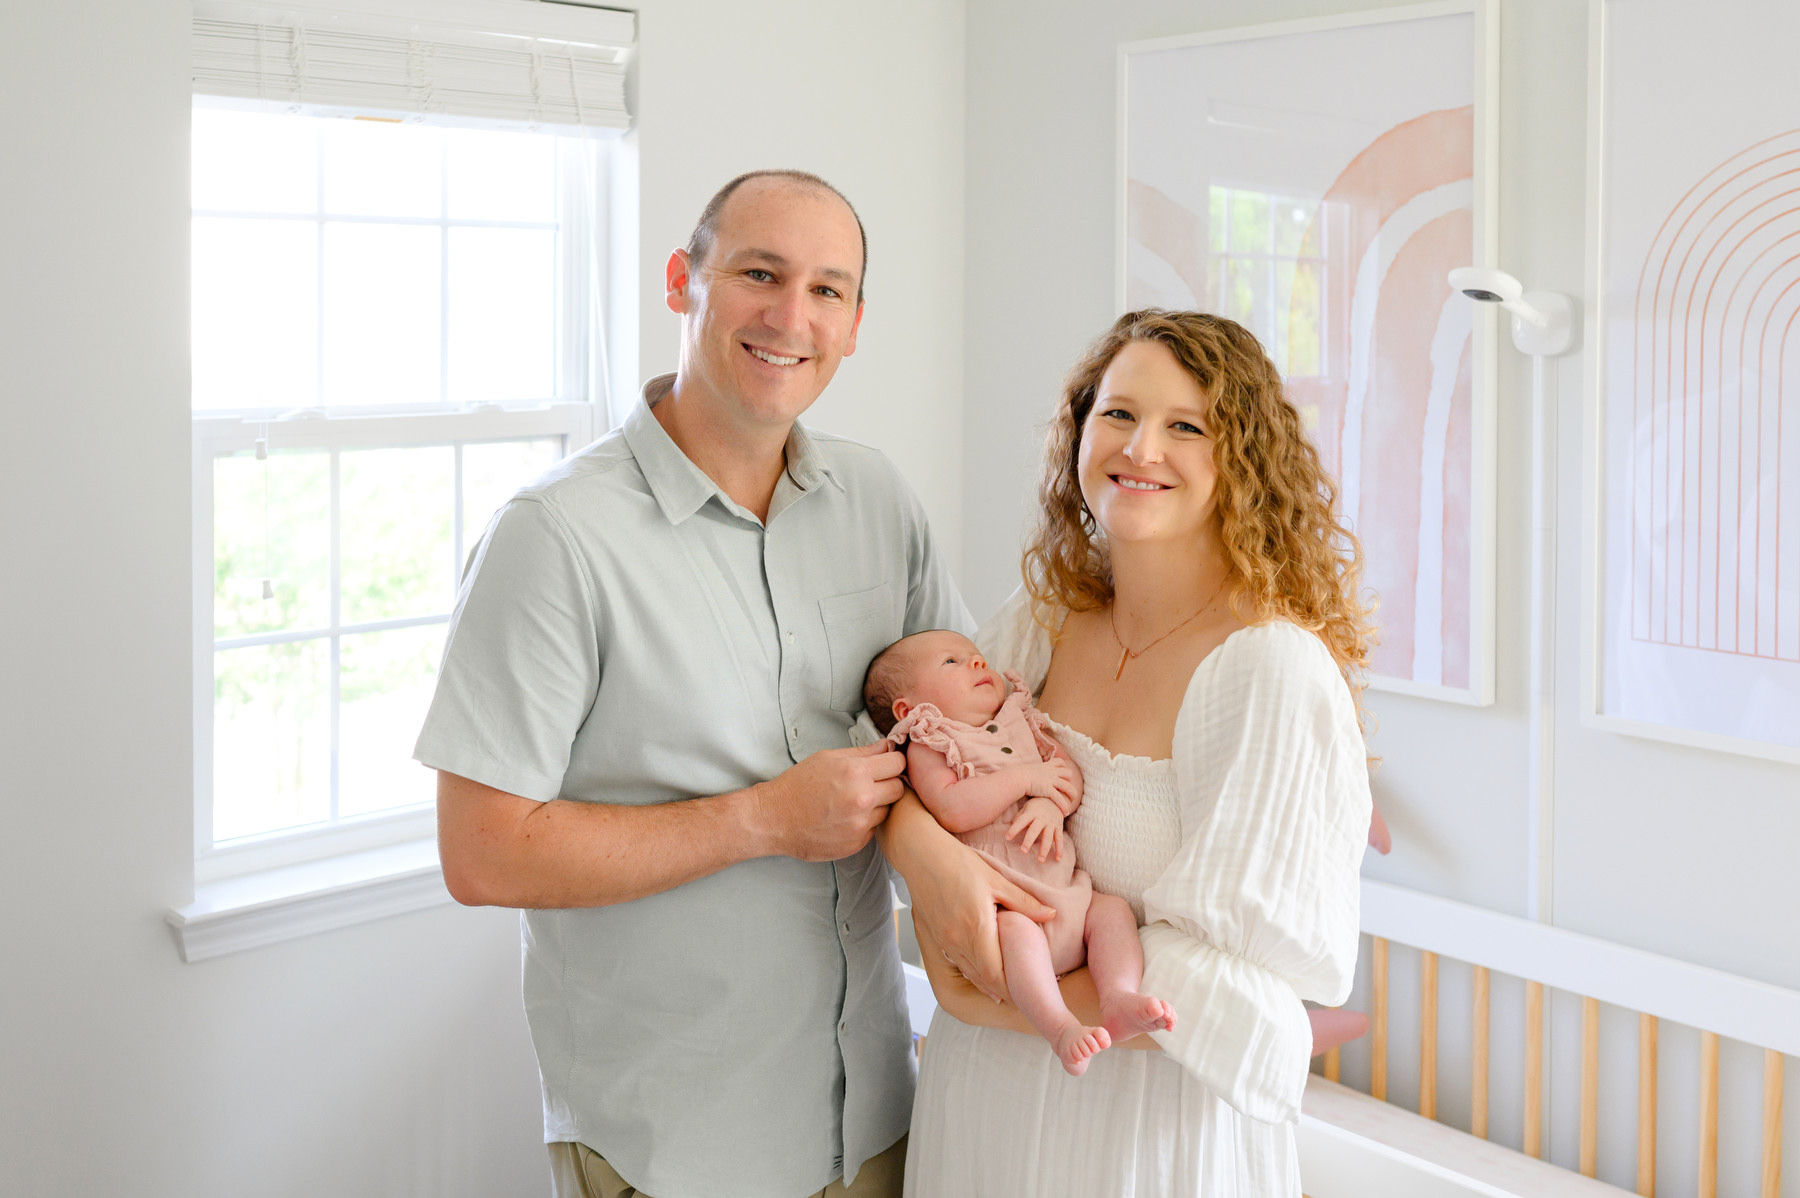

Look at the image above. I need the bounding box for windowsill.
[167,837,451,962]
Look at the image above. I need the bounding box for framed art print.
[1119,2,1498,704]
[1583,0,1800,763]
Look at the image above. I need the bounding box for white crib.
[899,879,1800,1197]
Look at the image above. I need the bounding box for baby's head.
[863,630,1006,736]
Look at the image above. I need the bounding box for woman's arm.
[1137,625,1370,1123]
[877,790,1053,1003]
[914,915,1159,1049]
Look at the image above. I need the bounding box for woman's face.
[1076,338,1219,549]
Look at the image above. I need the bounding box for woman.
[882,310,1374,1196]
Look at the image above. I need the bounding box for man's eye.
[746,269,774,282]
[816,286,842,299]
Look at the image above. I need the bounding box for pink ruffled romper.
[887,672,1095,974]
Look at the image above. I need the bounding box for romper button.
[986,724,998,733]
[1000,746,1013,754]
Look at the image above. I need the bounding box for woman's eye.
[1101,408,1134,421]
[1173,421,1204,435]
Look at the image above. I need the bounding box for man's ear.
[842,299,865,357]
[665,248,693,314]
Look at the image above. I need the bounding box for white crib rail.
[1350,879,1797,1198]
[1361,880,1800,1059]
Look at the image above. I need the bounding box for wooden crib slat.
[1699,1030,1720,1198]
[1421,950,1439,1120]
[1373,936,1389,1102]
[1324,1045,1341,1083]
[1525,980,1545,1159]
[1763,1049,1784,1198]
[1581,995,1600,1177]
[1472,965,1490,1140]
[1638,1013,1658,1198]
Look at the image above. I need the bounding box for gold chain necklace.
[1108,574,1230,681]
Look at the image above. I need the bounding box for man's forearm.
[437,770,771,909]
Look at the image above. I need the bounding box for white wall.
[961,0,1799,1190]
[0,1,965,1195]
[632,0,968,568]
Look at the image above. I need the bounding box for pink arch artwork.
[1630,128,1800,663]
[1287,106,1476,687]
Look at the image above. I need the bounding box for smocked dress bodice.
[904,586,1370,1198]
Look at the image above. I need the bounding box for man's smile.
[745,343,807,367]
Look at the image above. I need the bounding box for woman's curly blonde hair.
[1022,309,1376,692]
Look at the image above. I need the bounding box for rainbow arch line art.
[1630,128,1800,663]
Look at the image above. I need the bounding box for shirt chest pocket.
[819,583,898,713]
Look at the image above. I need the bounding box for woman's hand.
[915,916,1161,1050]
[877,791,1053,1001]
[1006,797,1066,862]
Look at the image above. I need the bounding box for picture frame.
[1117,1,1499,705]
[1579,0,1800,765]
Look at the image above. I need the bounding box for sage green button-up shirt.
[415,375,971,1198]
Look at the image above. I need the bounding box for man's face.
[666,180,865,432]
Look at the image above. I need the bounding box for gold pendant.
[1115,646,1131,681]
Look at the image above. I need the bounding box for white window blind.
[193,0,633,131]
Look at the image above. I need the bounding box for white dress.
[904,589,1370,1198]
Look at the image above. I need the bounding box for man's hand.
[749,741,908,861]
[1006,797,1065,862]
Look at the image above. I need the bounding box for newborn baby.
[865,630,1175,1076]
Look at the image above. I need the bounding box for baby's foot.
[1100,993,1177,1042]
[1051,1023,1111,1076]
[1308,1006,1370,1057]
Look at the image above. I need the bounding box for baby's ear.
[891,698,911,722]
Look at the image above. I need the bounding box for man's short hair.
[685,169,868,303]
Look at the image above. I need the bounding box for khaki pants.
[548,1135,907,1198]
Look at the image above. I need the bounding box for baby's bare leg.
[1085,893,1177,1041]
[996,910,1110,1076]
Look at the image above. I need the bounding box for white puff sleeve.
[1138,622,1370,1125]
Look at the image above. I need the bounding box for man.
[416,171,1042,1198]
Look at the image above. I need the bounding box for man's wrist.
[724,781,781,860]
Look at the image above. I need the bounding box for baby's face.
[893,631,1007,727]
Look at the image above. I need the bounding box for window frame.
[191,403,595,882]
[189,103,616,883]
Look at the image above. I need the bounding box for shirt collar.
[622,373,841,526]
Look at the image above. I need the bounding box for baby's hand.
[1023,758,1080,809]
[1006,797,1066,863]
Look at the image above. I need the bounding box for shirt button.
[786,631,795,643]
[842,920,852,933]
[792,726,800,738]
[840,1020,849,1033]
[987,724,998,733]
[1001,746,1013,754]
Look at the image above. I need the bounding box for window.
[1206,185,1329,379]
[192,103,608,879]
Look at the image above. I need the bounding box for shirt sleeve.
[412,494,601,802]
[1138,623,1370,1124]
